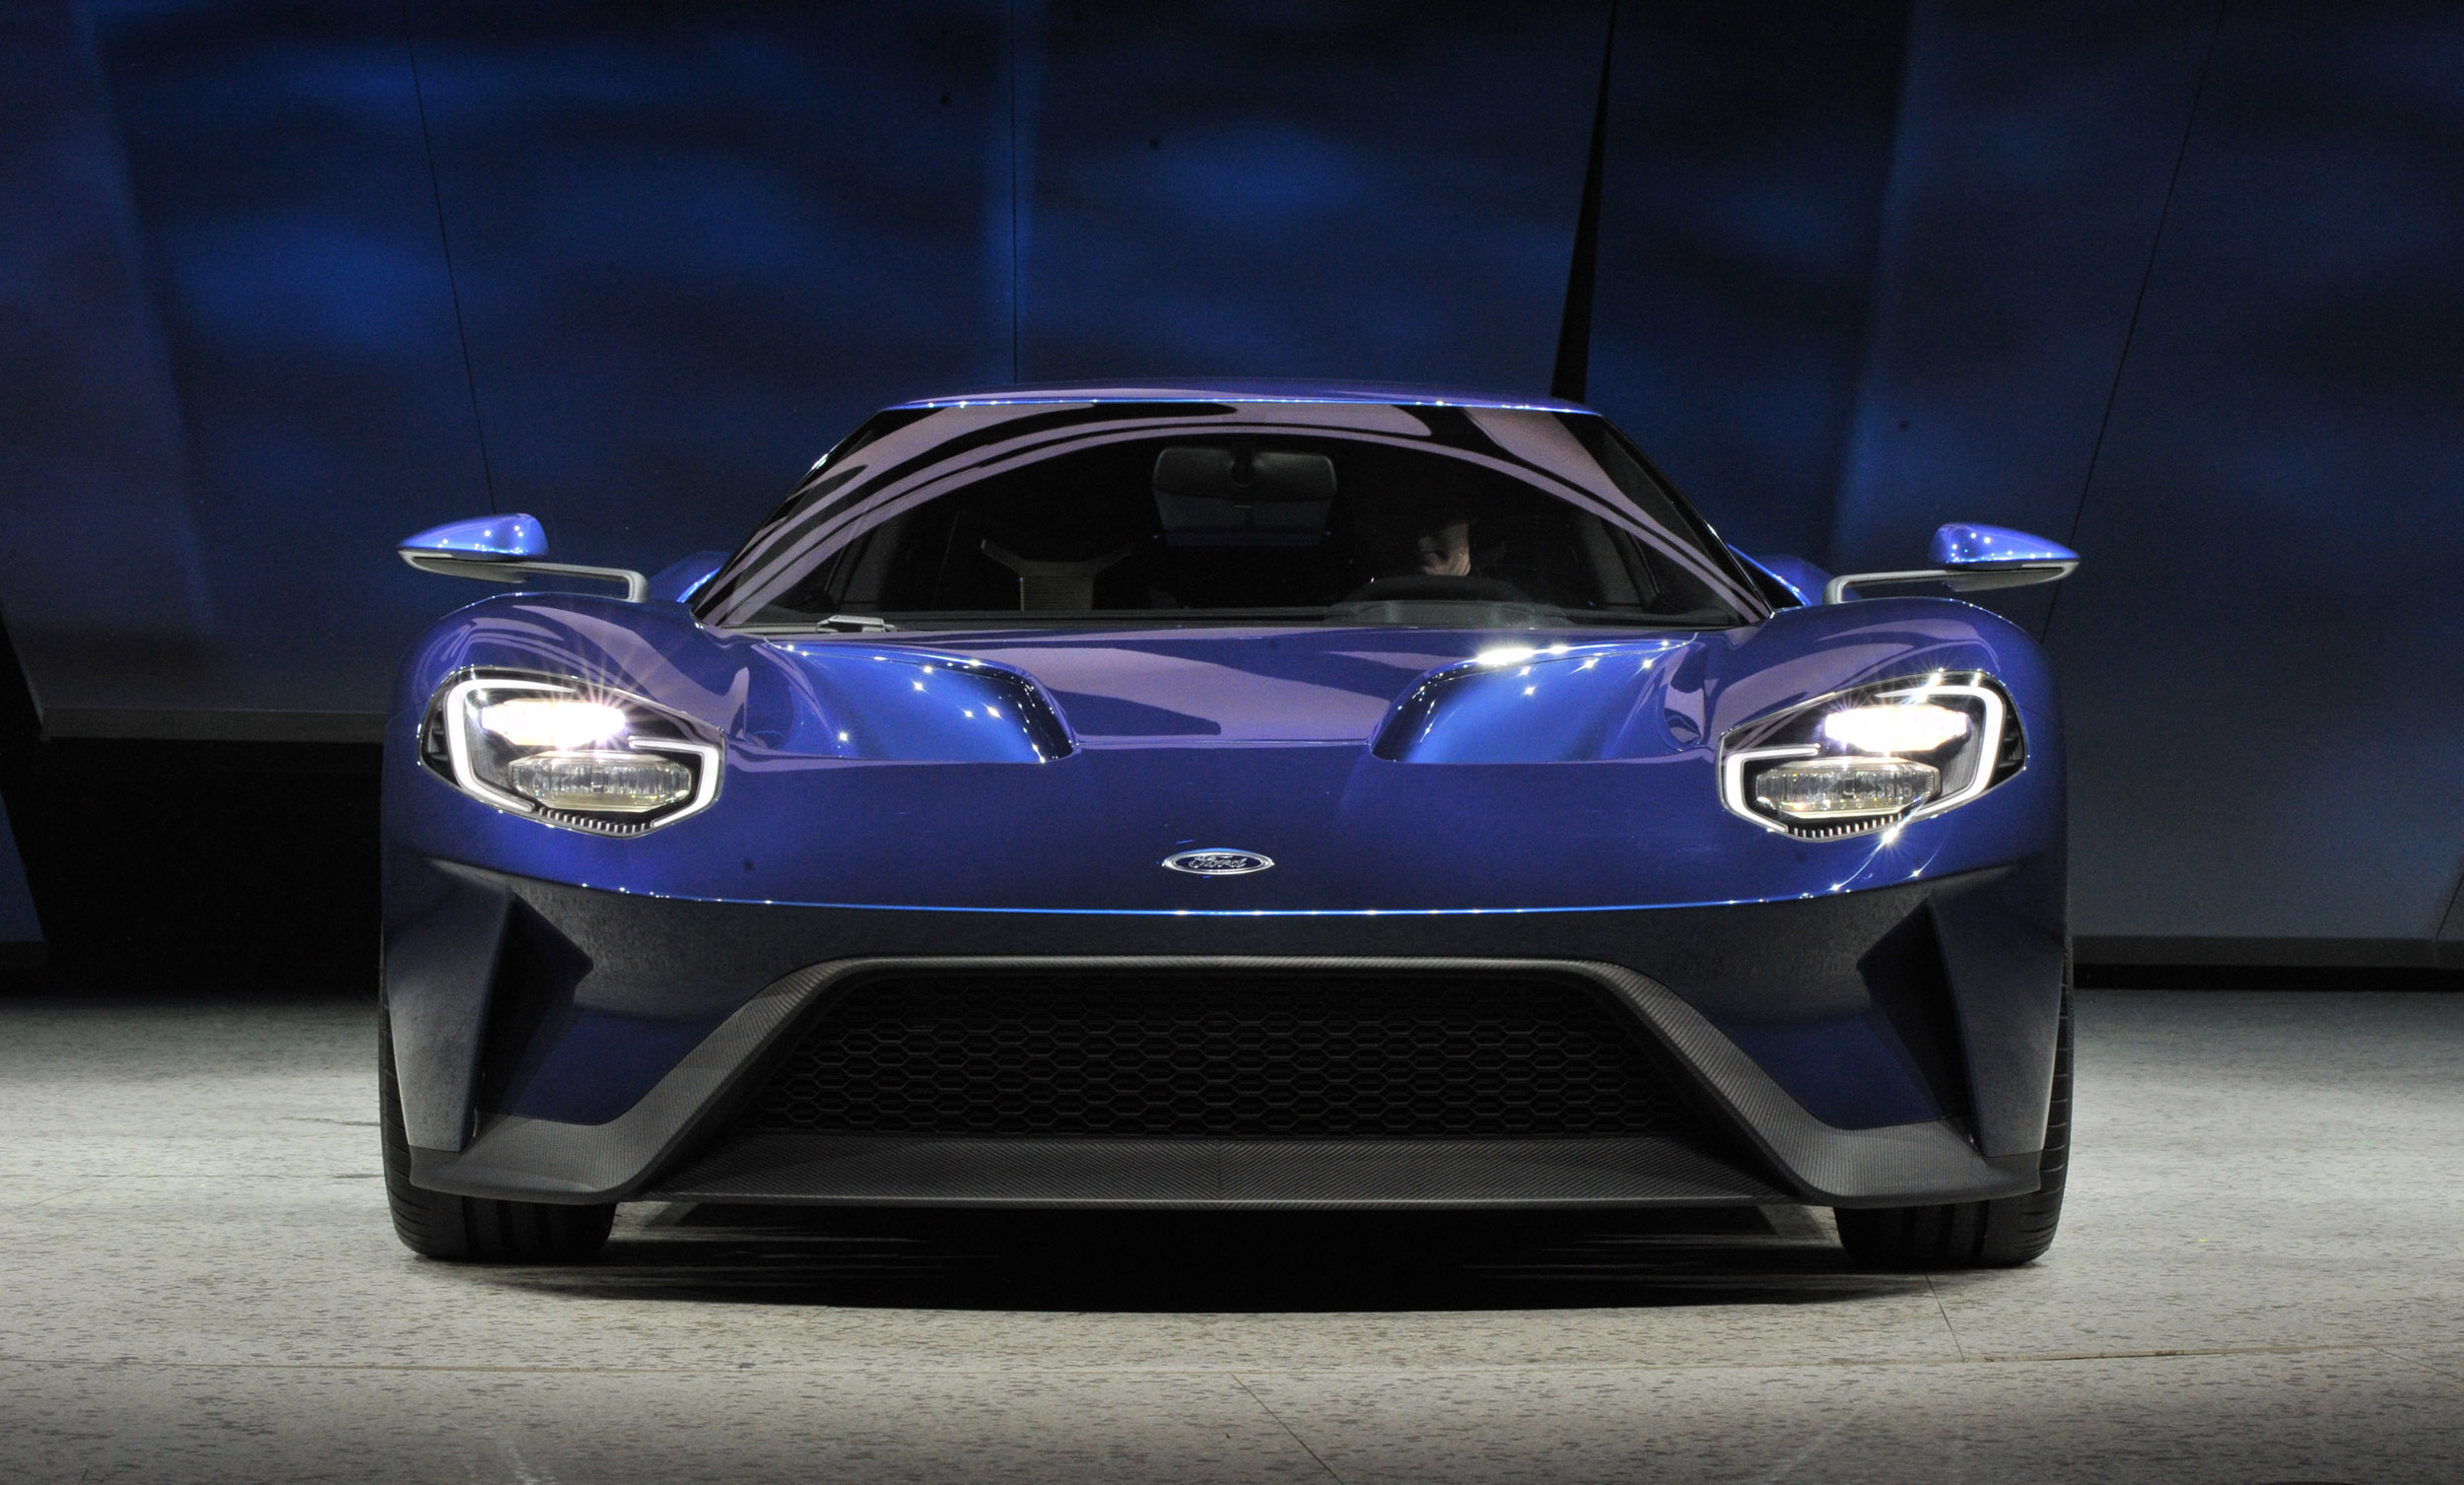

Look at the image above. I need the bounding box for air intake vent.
[736,969,1708,1141]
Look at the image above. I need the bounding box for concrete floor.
[2,990,2459,1483]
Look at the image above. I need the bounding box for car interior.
[757,435,1742,627]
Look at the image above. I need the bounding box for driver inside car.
[1413,515,1473,577]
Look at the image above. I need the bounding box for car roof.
[889,378,1595,414]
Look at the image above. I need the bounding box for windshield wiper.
[816,613,895,632]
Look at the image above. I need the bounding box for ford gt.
[378,382,2077,1269]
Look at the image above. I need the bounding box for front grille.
[735,970,1707,1140]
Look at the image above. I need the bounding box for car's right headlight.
[420,672,721,836]
[1718,671,2023,840]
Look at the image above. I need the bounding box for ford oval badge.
[1162,848,1274,876]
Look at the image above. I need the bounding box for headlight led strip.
[1719,678,2012,841]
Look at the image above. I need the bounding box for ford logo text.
[1161,848,1275,876]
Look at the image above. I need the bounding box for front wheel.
[378,1014,614,1263]
[1834,981,2072,1269]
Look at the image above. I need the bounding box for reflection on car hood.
[762,614,2027,762]
[390,595,2058,911]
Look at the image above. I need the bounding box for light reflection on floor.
[1,987,2457,1483]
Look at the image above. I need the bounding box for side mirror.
[397,513,649,602]
[1824,522,2078,605]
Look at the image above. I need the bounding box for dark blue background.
[0,0,2458,965]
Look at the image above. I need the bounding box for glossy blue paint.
[399,513,548,561]
[754,644,1072,763]
[645,551,731,605]
[1374,641,1694,763]
[383,393,2068,1142]
[386,594,2056,915]
[1741,553,1831,607]
[1929,522,2077,570]
[384,593,2070,1127]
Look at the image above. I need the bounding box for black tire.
[1835,979,2072,1270]
[378,1013,614,1262]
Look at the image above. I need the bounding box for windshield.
[693,400,1765,631]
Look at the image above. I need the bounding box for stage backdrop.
[0,0,2458,966]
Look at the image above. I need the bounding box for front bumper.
[384,855,2064,1211]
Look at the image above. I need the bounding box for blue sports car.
[379,382,2078,1269]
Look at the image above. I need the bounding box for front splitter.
[646,1133,1784,1209]
[406,954,2040,1210]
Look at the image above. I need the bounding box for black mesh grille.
[736,971,1706,1140]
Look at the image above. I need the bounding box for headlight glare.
[475,698,629,749]
[1719,673,2019,839]
[1818,702,1969,756]
[424,673,721,835]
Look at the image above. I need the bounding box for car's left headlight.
[1718,671,2023,839]
[420,672,721,836]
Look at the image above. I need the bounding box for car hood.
[392,600,2058,911]
[771,626,1704,757]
